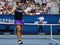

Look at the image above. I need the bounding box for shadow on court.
[0,35,60,45]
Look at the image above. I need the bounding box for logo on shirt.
[16,10,23,12]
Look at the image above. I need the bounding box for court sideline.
[0,35,60,45]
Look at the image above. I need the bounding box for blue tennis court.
[0,35,60,45]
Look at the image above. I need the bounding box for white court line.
[51,39,60,43]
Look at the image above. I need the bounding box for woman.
[8,1,24,44]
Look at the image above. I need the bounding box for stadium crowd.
[0,0,52,15]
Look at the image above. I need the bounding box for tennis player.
[8,1,24,44]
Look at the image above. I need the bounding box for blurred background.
[0,0,60,35]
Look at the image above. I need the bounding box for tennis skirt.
[14,20,24,25]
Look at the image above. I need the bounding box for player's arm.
[7,8,16,14]
[23,10,31,15]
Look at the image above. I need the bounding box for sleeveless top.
[15,7,23,20]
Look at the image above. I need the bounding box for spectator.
[0,10,2,14]
[7,5,13,14]
[0,3,3,10]
[24,3,28,9]
[42,0,47,7]
[1,0,5,2]
[39,0,43,6]
[59,8,60,13]
[40,7,44,14]
[34,0,40,5]
[35,4,40,15]
[2,1,8,14]
[35,9,40,15]
[7,5,12,10]
[30,2,35,14]
[0,0,5,7]
[24,4,32,15]
[2,6,7,14]
[46,0,50,2]
[43,5,47,14]
[31,2,35,9]
[26,4,32,12]
[20,0,26,4]
[46,1,52,14]
[3,6,7,11]
[0,2,3,14]
[0,0,52,14]
[35,4,40,10]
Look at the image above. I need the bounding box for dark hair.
[16,1,23,5]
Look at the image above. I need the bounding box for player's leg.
[16,25,23,44]
[38,25,43,32]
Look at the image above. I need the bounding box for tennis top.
[15,7,23,20]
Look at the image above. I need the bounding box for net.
[0,23,60,44]
[51,25,60,43]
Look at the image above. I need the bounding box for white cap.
[38,17,44,21]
